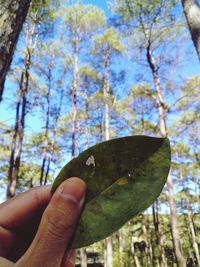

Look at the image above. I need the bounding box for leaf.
[52,135,171,248]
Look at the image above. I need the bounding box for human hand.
[0,177,86,267]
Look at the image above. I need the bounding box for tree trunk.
[119,228,126,267]
[187,198,200,266]
[44,88,64,185]
[182,0,200,60]
[71,42,79,158]
[152,203,161,267]
[167,173,186,267]
[146,46,186,267]
[142,213,155,266]
[131,237,141,267]
[103,53,111,141]
[150,226,156,267]
[84,86,89,149]
[7,75,23,198]
[0,0,32,101]
[12,48,31,193]
[104,240,107,267]
[40,69,51,185]
[152,202,167,267]
[103,52,113,267]
[80,248,87,267]
[106,236,113,267]
[145,215,154,266]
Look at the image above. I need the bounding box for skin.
[0,177,86,267]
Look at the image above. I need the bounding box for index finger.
[0,186,52,229]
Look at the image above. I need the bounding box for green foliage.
[60,3,106,41]
[80,66,99,80]
[93,27,124,54]
[113,251,130,267]
[0,122,12,182]
[17,163,41,189]
[110,0,178,25]
[30,0,55,20]
[26,0,57,37]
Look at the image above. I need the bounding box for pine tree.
[92,26,124,267]
[110,1,186,266]
[0,0,32,99]
[60,3,105,159]
[6,0,54,197]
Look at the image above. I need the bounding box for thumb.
[18,177,86,267]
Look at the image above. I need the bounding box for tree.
[182,0,200,60]
[111,1,186,266]
[60,3,105,159]
[7,44,31,198]
[92,26,124,267]
[79,65,99,148]
[0,122,12,189]
[0,0,32,101]
[59,4,106,266]
[92,27,124,139]
[6,0,54,197]
[172,77,200,263]
[32,41,66,186]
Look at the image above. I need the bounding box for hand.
[0,177,86,267]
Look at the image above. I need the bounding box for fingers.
[0,226,15,257]
[0,186,51,229]
[17,177,86,267]
[0,186,51,261]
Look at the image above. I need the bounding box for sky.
[0,0,200,129]
[83,0,110,14]
[0,0,199,143]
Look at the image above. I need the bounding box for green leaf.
[52,135,171,248]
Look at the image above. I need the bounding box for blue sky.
[0,0,200,130]
[83,0,110,14]
[0,0,200,137]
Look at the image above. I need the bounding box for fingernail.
[60,177,86,204]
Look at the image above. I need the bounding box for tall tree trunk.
[141,213,153,266]
[103,52,113,267]
[152,202,167,267]
[106,237,113,267]
[187,198,200,266]
[40,69,51,185]
[12,48,31,192]
[84,86,89,149]
[71,42,79,158]
[103,54,110,141]
[7,74,23,198]
[44,88,64,185]
[150,226,156,267]
[145,215,154,266]
[119,228,126,267]
[182,0,200,60]
[131,237,141,267]
[152,203,161,267]
[0,0,32,101]
[80,248,87,267]
[104,240,107,267]
[146,46,186,267]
